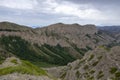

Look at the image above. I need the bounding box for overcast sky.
[0,0,120,27]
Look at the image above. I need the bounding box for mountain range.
[0,21,120,80]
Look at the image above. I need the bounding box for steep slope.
[47,46,120,80]
[0,57,58,80]
[35,23,113,48]
[0,21,115,66]
[99,26,120,42]
[0,35,76,66]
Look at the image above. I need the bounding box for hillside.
[0,57,59,80]
[47,46,120,80]
[0,21,120,80]
[0,21,115,66]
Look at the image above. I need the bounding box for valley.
[0,22,120,80]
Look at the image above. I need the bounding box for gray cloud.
[0,0,120,26]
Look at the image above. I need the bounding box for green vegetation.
[0,35,76,66]
[0,35,40,62]
[0,56,5,64]
[87,76,94,80]
[10,59,18,64]
[83,65,89,70]
[0,60,4,64]
[60,72,66,79]
[76,71,81,78]
[94,38,99,43]
[111,72,120,80]
[97,71,104,79]
[92,61,99,66]
[88,54,94,61]
[0,60,47,76]
[89,70,95,74]
[97,56,103,60]
[110,67,118,74]
[115,72,120,78]
[32,61,58,68]
[99,45,110,51]
[86,34,91,38]
[38,44,76,65]
[71,44,92,56]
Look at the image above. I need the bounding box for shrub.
[86,34,91,38]
[83,65,89,70]
[90,70,95,74]
[88,76,94,80]
[110,67,117,74]
[97,56,102,60]
[92,61,99,66]
[76,71,81,78]
[88,54,94,61]
[97,71,104,79]
[115,72,120,78]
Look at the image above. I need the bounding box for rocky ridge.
[47,46,120,80]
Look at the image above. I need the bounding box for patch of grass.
[87,76,94,80]
[0,60,4,64]
[99,45,110,51]
[60,72,66,79]
[97,56,102,60]
[89,70,95,74]
[110,67,118,74]
[88,54,94,61]
[92,61,99,66]
[115,72,120,78]
[76,71,81,78]
[32,61,58,68]
[0,56,5,64]
[97,71,104,79]
[10,59,18,64]
[83,65,89,70]
[0,60,47,76]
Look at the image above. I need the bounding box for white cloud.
[41,0,108,21]
[0,0,119,25]
[0,0,115,21]
[0,0,37,10]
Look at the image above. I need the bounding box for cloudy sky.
[0,0,120,27]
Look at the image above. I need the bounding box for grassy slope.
[0,60,47,76]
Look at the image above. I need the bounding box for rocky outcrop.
[47,46,120,80]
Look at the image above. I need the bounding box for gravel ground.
[0,73,53,80]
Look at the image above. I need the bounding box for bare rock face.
[0,22,114,49]
[47,46,120,80]
[35,23,114,48]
